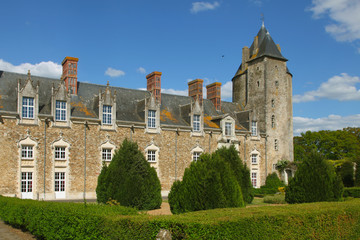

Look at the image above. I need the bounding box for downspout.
[174,128,179,181]
[244,134,247,162]
[84,121,88,203]
[208,131,212,153]
[43,118,48,200]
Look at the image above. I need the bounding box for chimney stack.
[146,71,162,103]
[188,79,203,104]
[206,82,222,111]
[62,57,79,94]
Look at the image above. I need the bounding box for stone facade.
[0,24,293,200]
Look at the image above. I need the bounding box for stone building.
[0,24,293,200]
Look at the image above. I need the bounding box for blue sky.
[0,0,359,135]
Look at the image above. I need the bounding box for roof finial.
[261,13,265,27]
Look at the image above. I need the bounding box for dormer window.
[193,114,200,132]
[22,97,34,119]
[148,110,156,128]
[225,122,232,136]
[55,101,66,121]
[103,105,112,125]
[251,121,257,136]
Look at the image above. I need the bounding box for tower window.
[257,81,260,87]
[271,99,275,108]
[275,81,279,87]
[271,115,275,128]
[275,139,279,151]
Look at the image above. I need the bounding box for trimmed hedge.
[1,196,360,239]
[343,187,360,198]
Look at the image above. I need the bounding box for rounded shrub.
[168,153,244,214]
[337,160,354,187]
[213,146,254,204]
[96,139,162,210]
[285,151,344,204]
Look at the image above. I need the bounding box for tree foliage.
[294,128,360,162]
[96,139,162,210]
[213,146,254,204]
[285,151,343,203]
[168,151,245,214]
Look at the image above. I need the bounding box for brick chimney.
[206,82,222,111]
[146,71,162,103]
[62,57,79,94]
[188,79,203,104]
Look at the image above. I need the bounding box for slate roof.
[249,25,287,62]
[0,70,250,132]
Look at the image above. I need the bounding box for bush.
[96,139,162,210]
[337,160,355,187]
[1,196,360,239]
[213,146,254,204]
[253,173,285,196]
[343,187,360,198]
[285,151,344,203]
[168,153,245,214]
[355,158,360,187]
[263,194,286,204]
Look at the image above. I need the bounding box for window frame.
[251,121,257,136]
[225,122,232,136]
[54,172,65,192]
[193,114,201,132]
[251,154,258,164]
[55,147,66,160]
[21,172,33,193]
[148,110,156,129]
[102,105,112,125]
[102,148,112,162]
[193,152,201,161]
[147,150,156,162]
[55,100,67,121]
[22,97,34,119]
[21,145,33,159]
[251,172,257,188]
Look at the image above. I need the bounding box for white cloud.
[293,114,360,135]
[162,88,188,96]
[249,0,263,7]
[137,67,146,74]
[105,67,125,77]
[0,59,62,78]
[221,81,232,100]
[190,1,220,14]
[309,0,360,42]
[293,73,360,103]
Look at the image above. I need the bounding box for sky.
[0,0,359,136]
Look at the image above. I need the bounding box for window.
[55,172,65,192]
[251,154,258,164]
[102,148,112,161]
[193,152,201,161]
[55,101,66,121]
[55,147,66,160]
[22,97,34,119]
[251,121,257,136]
[148,110,156,128]
[21,172,32,193]
[275,81,279,87]
[147,150,156,162]
[21,146,33,159]
[225,122,232,136]
[271,115,275,128]
[251,172,257,187]
[103,105,112,125]
[275,139,279,151]
[193,115,200,132]
[271,99,275,108]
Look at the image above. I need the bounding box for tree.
[285,151,343,204]
[168,153,244,214]
[336,160,354,187]
[96,139,162,210]
[213,146,254,204]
